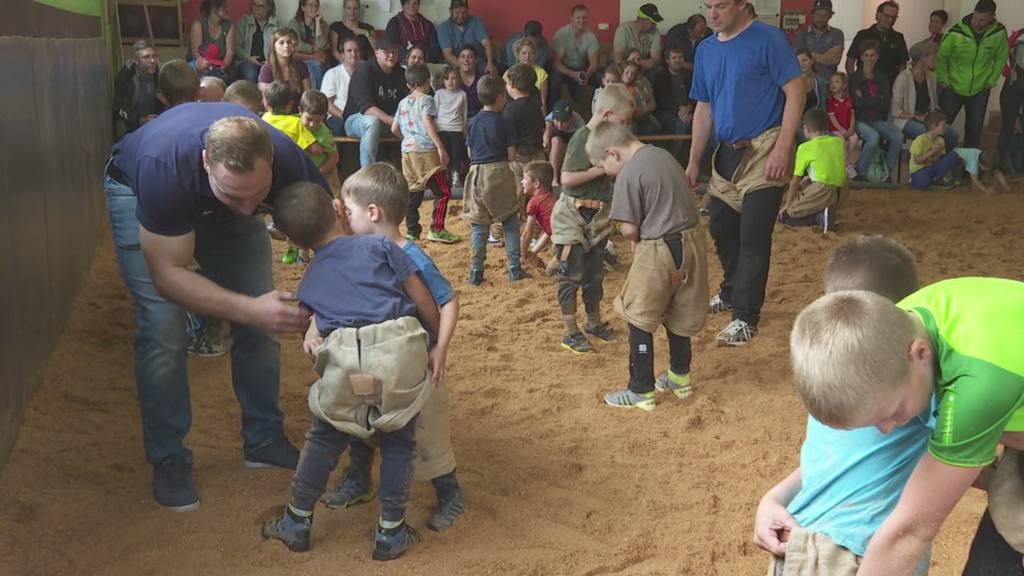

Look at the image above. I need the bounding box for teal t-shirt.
[898,277,1024,467]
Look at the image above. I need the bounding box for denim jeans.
[290,416,417,521]
[470,213,520,273]
[940,87,991,149]
[855,120,904,176]
[325,115,346,137]
[548,69,599,105]
[901,120,959,150]
[237,61,262,84]
[304,60,325,90]
[105,170,284,464]
[345,113,387,167]
[909,152,961,189]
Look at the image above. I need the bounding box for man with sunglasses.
[846,1,909,82]
[104,102,328,512]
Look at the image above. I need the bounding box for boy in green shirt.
[778,109,846,233]
[908,110,962,190]
[298,90,340,178]
[790,277,1024,575]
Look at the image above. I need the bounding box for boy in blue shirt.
[464,74,530,285]
[260,175,440,561]
[754,235,932,575]
[321,163,466,532]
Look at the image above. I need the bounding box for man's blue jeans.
[855,120,904,176]
[345,113,387,167]
[105,171,284,464]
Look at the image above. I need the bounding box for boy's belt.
[573,198,606,210]
[721,139,752,150]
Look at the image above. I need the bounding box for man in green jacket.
[937,0,1008,148]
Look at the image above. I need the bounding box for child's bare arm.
[319,150,339,176]
[403,274,441,336]
[302,313,323,360]
[827,112,843,134]
[390,117,402,140]
[429,296,459,386]
[754,467,803,557]
[616,220,640,242]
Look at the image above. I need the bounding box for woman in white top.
[322,37,361,136]
[891,40,959,147]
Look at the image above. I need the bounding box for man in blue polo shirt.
[104,101,327,511]
[437,0,497,76]
[685,0,803,347]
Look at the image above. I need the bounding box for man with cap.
[343,36,410,166]
[550,4,601,105]
[613,3,664,71]
[793,0,845,80]
[846,1,909,81]
[544,99,586,186]
[437,0,498,76]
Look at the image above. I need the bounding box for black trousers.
[997,81,1024,172]
[961,509,1024,576]
[940,87,991,150]
[707,145,784,326]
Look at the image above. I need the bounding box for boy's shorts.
[462,161,519,225]
[402,149,445,193]
[768,527,932,576]
[788,181,842,218]
[308,316,431,439]
[989,447,1024,553]
[615,226,708,336]
[412,382,456,481]
[710,125,786,212]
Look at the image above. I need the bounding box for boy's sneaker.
[561,332,594,354]
[452,171,461,187]
[603,388,656,411]
[281,246,299,264]
[267,221,287,241]
[244,436,300,470]
[427,486,466,532]
[153,450,199,511]
[822,207,836,234]
[468,269,484,286]
[715,319,757,347]
[372,519,420,561]
[487,234,503,246]
[709,294,733,314]
[187,332,227,357]
[427,229,462,243]
[604,243,620,266]
[261,508,312,553]
[322,466,376,509]
[508,266,532,281]
[654,371,694,399]
[405,232,420,242]
[583,322,615,342]
[846,165,858,179]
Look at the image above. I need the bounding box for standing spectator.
[793,1,844,81]
[386,0,441,65]
[190,0,235,79]
[937,0,1008,149]
[329,0,374,63]
[114,40,163,141]
[343,37,409,167]
[686,0,804,347]
[287,0,328,90]
[612,3,663,71]
[502,21,550,71]
[851,41,903,181]
[891,41,958,148]
[322,38,360,137]
[458,46,485,118]
[550,4,601,106]
[652,42,693,142]
[258,29,311,100]
[437,0,498,76]
[928,10,949,45]
[235,0,279,84]
[997,27,1024,173]
[846,2,908,81]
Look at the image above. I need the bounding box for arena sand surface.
[1,186,1020,575]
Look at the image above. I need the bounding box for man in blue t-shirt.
[436,0,497,76]
[685,0,803,347]
[105,101,328,512]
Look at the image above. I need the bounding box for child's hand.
[302,332,323,361]
[429,347,447,387]
[543,133,551,151]
[753,496,798,557]
[308,143,324,155]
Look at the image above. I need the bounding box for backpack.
[864,147,890,184]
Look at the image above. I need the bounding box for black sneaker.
[244,436,299,470]
[261,508,312,552]
[153,450,199,511]
[583,322,615,342]
[468,269,484,286]
[561,332,594,354]
[427,486,466,532]
[322,465,376,509]
[373,520,420,561]
[508,265,532,281]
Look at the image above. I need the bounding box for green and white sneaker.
[654,371,693,399]
[427,229,462,243]
[603,389,656,411]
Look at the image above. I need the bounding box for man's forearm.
[687,102,713,167]
[151,264,254,325]
[364,106,393,126]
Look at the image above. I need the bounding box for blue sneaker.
[261,507,312,552]
[373,519,420,561]
[153,450,199,511]
[322,465,376,509]
[244,436,299,470]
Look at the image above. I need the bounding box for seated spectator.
[891,40,958,150]
[259,29,312,100]
[298,90,339,177]
[190,0,235,79]
[386,0,441,65]
[114,40,163,141]
[909,110,963,190]
[613,3,663,71]
[502,21,550,71]
[503,37,549,112]
[544,100,585,186]
[235,0,279,84]
[592,63,622,116]
[329,0,374,63]
[287,0,328,89]
[224,80,264,113]
[796,49,828,113]
[343,37,409,167]
[198,76,227,101]
[438,0,497,75]
[323,37,360,136]
[846,2,908,80]
[928,9,949,45]
[158,59,201,108]
[550,4,601,106]
[652,42,692,147]
[405,46,427,68]
[793,1,844,80]
[851,41,903,182]
[457,45,485,117]
[825,72,862,177]
[621,61,658,135]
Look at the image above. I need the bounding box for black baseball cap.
[638,3,663,23]
[375,36,399,52]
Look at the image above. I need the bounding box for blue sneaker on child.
[261,507,312,552]
[372,519,420,561]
